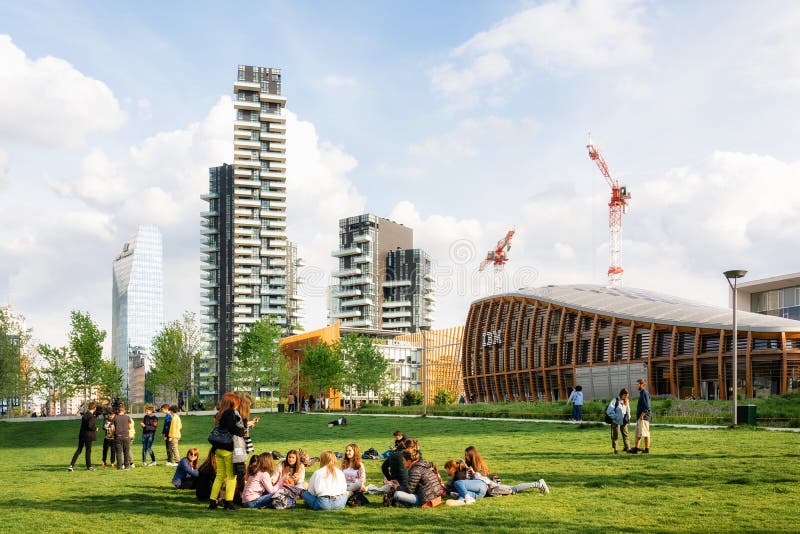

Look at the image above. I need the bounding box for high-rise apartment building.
[200,65,301,403]
[112,225,164,403]
[330,214,434,332]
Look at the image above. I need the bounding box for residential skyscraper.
[330,214,434,332]
[200,65,301,404]
[111,225,164,403]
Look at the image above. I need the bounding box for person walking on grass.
[629,378,652,454]
[67,401,99,472]
[607,388,631,454]
[140,404,158,466]
[567,385,584,421]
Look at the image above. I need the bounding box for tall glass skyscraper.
[112,225,164,403]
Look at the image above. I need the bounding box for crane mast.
[587,135,631,288]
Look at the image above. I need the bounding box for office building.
[330,214,434,333]
[200,65,301,403]
[735,273,800,320]
[111,225,164,403]
[462,285,800,402]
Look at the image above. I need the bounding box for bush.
[434,388,456,406]
[380,395,393,407]
[402,389,423,406]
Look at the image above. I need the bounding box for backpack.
[604,398,620,424]
[362,447,380,460]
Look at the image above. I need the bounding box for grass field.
[0,414,798,533]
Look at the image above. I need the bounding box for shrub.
[380,395,393,407]
[402,389,423,406]
[434,388,457,406]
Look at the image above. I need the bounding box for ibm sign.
[482,329,504,347]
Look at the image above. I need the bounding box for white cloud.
[50,148,131,206]
[0,149,7,188]
[0,34,126,148]
[137,98,153,120]
[431,0,650,105]
[285,111,367,327]
[323,75,358,88]
[408,115,539,160]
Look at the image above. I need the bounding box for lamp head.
[724,269,748,280]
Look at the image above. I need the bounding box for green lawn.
[0,414,797,533]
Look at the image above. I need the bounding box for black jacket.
[381,450,409,486]
[79,411,98,442]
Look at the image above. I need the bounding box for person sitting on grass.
[379,430,406,459]
[273,449,307,489]
[241,452,278,509]
[446,446,549,506]
[172,447,200,489]
[302,451,348,510]
[195,449,217,501]
[379,438,415,492]
[341,443,366,493]
[393,449,445,508]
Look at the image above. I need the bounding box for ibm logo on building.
[482,330,504,347]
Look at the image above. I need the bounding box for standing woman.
[341,443,366,493]
[608,388,631,454]
[209,392,247,510]
[302,451,348,510]
[567,385,584,422]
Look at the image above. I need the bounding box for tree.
[300,342,344,408]
[231,316,287,406]
[68,310,106,403]
[339,334,390,404]
[98,359,124,401]
[0,308,31,416]
[33,343,76,416]
[149,312,202,411]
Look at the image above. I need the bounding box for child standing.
[141,405,158,466]
[101,410,116,467]
[167,405,182,467]
[114,403,133,470]
[161,404,174,466]
[241,453,278,508]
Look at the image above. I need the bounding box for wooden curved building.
[462,285,800,401]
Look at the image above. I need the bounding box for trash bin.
[737,404,756,425]
[277,403,285,413]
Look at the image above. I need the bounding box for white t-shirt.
[307,466,347,497]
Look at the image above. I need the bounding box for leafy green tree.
[300,342,344,408]
[0,308,31,416]
[232,316,287,406]
[98,359,124,401]
[434,388,457,406]
[339,333,389,404]
[402,389,423,406]
[67,310,106,403]
[149,312,202,410]
[33,343,76,415]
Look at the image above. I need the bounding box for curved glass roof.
[484,284,800,332]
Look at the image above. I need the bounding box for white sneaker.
[130,464,135,468]
[149,461,157,466]
[538,479,549,494]
[464,495,476,504]
[365,484,380,494]
[445,499,466,506]
[166,462,178,467]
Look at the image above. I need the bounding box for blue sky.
[2,0,800,350]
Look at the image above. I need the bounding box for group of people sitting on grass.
[169,392,550,511]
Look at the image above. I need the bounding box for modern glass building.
[111,225,164,403]
[736,273,800,320]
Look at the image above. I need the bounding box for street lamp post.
[420,326,431,417]
[724,269,747,425]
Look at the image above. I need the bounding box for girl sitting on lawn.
[171,447,200,489]
[241,452,278,509]
[341,443,366,493]
[302,451,348,510]
[273,449,307,489]
[392,449,445,508]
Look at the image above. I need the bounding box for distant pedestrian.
[160,404,173,463]
[309,395,316,412]
[629,378,652,454]
[67,401,99,471]
[607,388,631,454]
[167,405,182,466]
[567,385,583,421]
[288,392,295,414]
[140,404,158,466]
[114,403,133,469]
[303,397,310,412]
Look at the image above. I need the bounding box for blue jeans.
[242,493,273,508]
[142,433,155,463]
[393,490,421,506]
[572,404,583,421]
[302,491,348,510]
[453,479,487,500]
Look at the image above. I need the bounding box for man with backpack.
[606,388,631,454]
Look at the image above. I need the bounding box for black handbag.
[208,425,233,449]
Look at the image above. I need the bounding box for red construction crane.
[480,229,515,293]
[586,134,631,288]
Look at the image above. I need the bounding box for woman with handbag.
[208,392,252,510]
